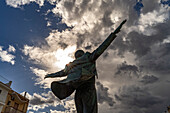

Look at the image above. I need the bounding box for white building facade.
[0,81,11,112]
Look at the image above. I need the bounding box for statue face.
[75,50,84,59]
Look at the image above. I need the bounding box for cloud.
[8,45,16,53]
[49,109,65,113]
[137,40,170,75]
[142,0,160,14]
[114,61,139,78]
[0,45,16,65]
[24,91,76,112]
[114,85,163,113]
[22,32,77,88]
[22,30,77,69]
[5,0,45,8]
[96,81,115,106]
[30,67,67,89]
[140,75,159,84]
[29,91,60,106]
[27,91,62,111]
[113,5,169,58]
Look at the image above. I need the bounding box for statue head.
[75,50,84,59]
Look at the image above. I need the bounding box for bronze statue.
[44,20,127,113]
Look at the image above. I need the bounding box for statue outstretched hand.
[44,74,52,79]
[113,19,127,34]
[44,70,65,79]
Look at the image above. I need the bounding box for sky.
[0,0,170,113]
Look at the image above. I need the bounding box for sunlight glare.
[54,45,77,69]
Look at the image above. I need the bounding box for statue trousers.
[74,83,97,113]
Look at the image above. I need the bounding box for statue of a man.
[45,20,126,113]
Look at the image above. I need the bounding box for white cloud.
[23,30,77,70]
[22,91,75,112]
[127,5,169,36]
[22,29,78,89]
[0,45,16,65]
[25,91,61,111]
[47,21,51,26]
[8,45,16,53]
[139,8,168,26]
[5,0,45,8]
[50,109,65,113]
[163,35,170,43]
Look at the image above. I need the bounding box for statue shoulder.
[85,52,92,56]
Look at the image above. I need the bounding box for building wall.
[0,82,10,113]
[1,90,29,113]
[0,106,3,113]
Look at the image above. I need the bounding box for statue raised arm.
[90,19,127,61]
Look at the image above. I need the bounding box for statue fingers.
[113,19,127,34]
[121,19,127,26]
[44,74,50,79]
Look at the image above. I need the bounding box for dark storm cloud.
[114,62,139,78]
[76,27,102,49]
[140,75,159,84]
[142,0,160,14]
[111,20,170,76]
[138,42,170,74]
[112,18,170,58]
[111,0,139,26]
[64,0,91,20]
[76,33,87,48]
[64,0,76,11]
[115,86,163,113]
[102,10,114,27]
[123,31,153,57]
[115,31,158,57]
[96,82,115,106]
[79,0,91,13]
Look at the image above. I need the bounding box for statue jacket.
[59,33,117,84]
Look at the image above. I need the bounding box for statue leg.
[75,87,97,113]
[82,87,98,113]
[75,90,83,113]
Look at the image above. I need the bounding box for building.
[0,81,29,113]
[0,81,11,112]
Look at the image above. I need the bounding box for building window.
[11,96,15,101]
[14,102,19,110]
[0,89,2,94]
[7,101,11,105]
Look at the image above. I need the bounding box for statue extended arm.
[90,20,127,61]
[44,70,66,79]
